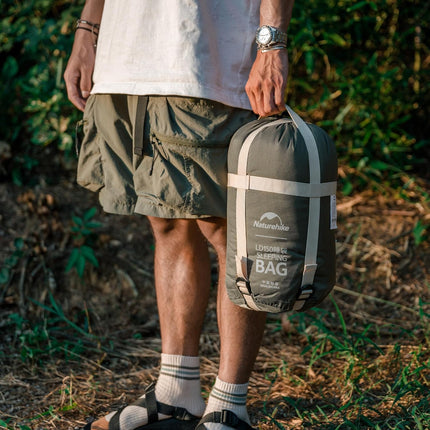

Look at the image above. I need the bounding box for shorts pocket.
[76,95,104,192]
[149,96,254,147]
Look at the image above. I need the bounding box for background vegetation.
[1,0,429,190]
[0,0,429,429]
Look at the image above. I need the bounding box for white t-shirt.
[92,0,260,110]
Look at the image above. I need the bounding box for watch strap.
[256,25,288,48]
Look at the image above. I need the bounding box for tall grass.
[260,296,430,429]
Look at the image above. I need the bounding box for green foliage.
[66,206,101,278]
[0,0,429,192]
[413,219,428,246]
[0,238,25,285]
[30,291,95,339]
[0,419,31,430]
[8,293,92,363]
[0,0,84,179]
[287,0,429,189]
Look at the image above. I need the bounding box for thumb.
[80,71,92,99]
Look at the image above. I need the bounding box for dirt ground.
[0,169,429,429]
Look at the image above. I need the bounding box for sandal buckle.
[174,406,192,421]
[221,410,239,427]
[144,381,156,393]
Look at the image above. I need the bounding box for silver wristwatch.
[255,25,288,49]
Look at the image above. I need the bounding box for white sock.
[156,353,206,416]
[202,377,250,429]
[105,354,205,429]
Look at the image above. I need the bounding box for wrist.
[75,18,100,48]
[76,18,100,31]
[258,43,287,53]
[256,48,288,62]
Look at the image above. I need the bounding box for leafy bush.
[0,0,84,180]
[66,206,101,278]
[287,0,429,190]
[1,0,429,190]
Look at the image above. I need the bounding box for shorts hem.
[99,192,136,215]
[134,197,222,219]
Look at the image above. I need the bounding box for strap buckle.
[293,285,314,311]
[236,278,251,295]
[221,410,240,427]
[144,381,156,394]
[173,405,194,421]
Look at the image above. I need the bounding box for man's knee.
[147,217,199,243]
[148,216,179,237]
[197,217,227,256]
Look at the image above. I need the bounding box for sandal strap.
[196,410,254,430]
[108,382,198,430]
[145,383,158,423]
[108,405,127,430]
[158,403,198,421]
[132,398,197,421]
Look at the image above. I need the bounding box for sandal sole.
[83,417,198,430]
[135,417,199,429]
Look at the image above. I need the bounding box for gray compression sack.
[226,106,338,313]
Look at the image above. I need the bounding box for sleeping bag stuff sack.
[226,105,338,313]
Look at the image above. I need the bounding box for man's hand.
[245,49,289,117]
[64,31,96,112]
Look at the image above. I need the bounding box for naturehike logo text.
[253,212,289,232]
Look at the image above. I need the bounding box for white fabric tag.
[330,194,337,230]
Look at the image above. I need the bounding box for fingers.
[246,50,289,117]
[64,32,96,112]
[247,84,285,118]
[249,78,287,117]
[273,77,287,113]
[64,59,94,112]
[262,85,285,117]
[64,68,87,112]
[80,69,93,100]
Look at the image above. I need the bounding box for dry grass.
[0,181,429,429]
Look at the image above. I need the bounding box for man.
[64,1,294,429]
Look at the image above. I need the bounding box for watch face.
[257,26,272,45]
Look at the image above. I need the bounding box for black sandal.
[196,410,255,430]
[83,383,200,430]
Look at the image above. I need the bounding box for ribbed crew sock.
[155,353,206,416]
[202,377,250,429]
[104,354,205,429]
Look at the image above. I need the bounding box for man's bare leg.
[148,217,212,356]
[197,217,267,428]
[197,217,267,382]
[86,217,211,429]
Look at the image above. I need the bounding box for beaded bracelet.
[76,18,100,31]
[76,26,99,37]
[258,44,288,53]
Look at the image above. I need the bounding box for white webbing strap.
[232,106,326,311]
[285,105,322,310]
[228,173,336,198]
[285,105,321,310]
[235,119,288,310]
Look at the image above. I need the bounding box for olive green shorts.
[77,94,256,218]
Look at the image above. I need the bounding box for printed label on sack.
[253,212,290,232]
[253,212,289,289]
[330,194,337,230]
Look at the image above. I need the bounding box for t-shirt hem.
[91,82,252,111]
